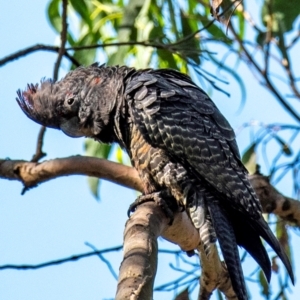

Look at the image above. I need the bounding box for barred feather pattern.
[17,64,294,300]
[129,123,217,256]
[123,68,294,299]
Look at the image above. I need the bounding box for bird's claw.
[127,191,177,225]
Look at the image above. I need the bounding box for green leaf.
[242,143,257,174]
[84,139,111,159]
[261,0,299,35]
[179,9,200,64]
[118,0,144,41]
[157,49,178,70]
[108,0,145,65]
[69,0,92,28]
[256,31,267,47]
[242,143,256,165]
[69,24,102,68]
[276,218,292,262]
[167,0,179,40]
[47,0,61,33]
[236,9,245,40]
[84,139,112,200]
[258,269,270,297]
[87,177,100,200]
[204,21,232,44]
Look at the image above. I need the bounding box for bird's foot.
[127,190,177,225]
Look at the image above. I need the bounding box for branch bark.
[198,243,237,300]
[116,202,167,300]
[1,156,298,224]
[1,155,298,299]
[250,173,300,226]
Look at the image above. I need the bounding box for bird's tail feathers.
[231,213,271,282]
[187,190,216,257]
[253,217,294,284]
[199,216,217,256]
[208,199,248,300]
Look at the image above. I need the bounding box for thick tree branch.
[1,156,299,299]
[250,173,300,226]
[0,156,200,250]
[198,243,237,300]
[1,156,298,224]
[116,202,166,300]
[0,156,143,192]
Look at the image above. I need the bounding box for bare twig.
[85,242,118,280]
[31,126,47,162]
[286,26,300,49]
[0,247,182,272]
[227,21,300,122]
[30,0,69,167]
[0,246,122,270]
[263,0,273,76]
[0,44,80,67]
[53,0,68,81]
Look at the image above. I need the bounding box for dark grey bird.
[17,63,294,300]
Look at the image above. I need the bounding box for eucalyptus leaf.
[84,139,112,200]
[262,0,299,34]
[242,143,257,174]
[179,9,200,64]
[47,0,61,33]
[108,0,145,65]
[258,269,269,297]
[69,0,92,28]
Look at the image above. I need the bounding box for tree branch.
[116,202,165,300]
[0,44,80,67]
[198,243,237,300]
[0,156,143,192]
[30,126,47,162]
[53,0,68,81]
[0,246,122,270]
[250,173,300,226]
[227,21,300,122]
[2,156,298,223]
[1,155,299,299]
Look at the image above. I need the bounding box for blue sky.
[0,1,299,299]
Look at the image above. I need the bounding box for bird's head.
[16,65,121,139]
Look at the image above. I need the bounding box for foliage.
[1,0,298,299]
[47,0,300,200]
[45,1,300,298]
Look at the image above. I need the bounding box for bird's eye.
[67,98,75,105]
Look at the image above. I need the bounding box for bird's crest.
[16,80,61,129]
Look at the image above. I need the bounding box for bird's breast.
[129,125,188,203]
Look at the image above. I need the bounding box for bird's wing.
[125,69,261,217]
[125,69,294,288]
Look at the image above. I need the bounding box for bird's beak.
[60,117,84,138]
